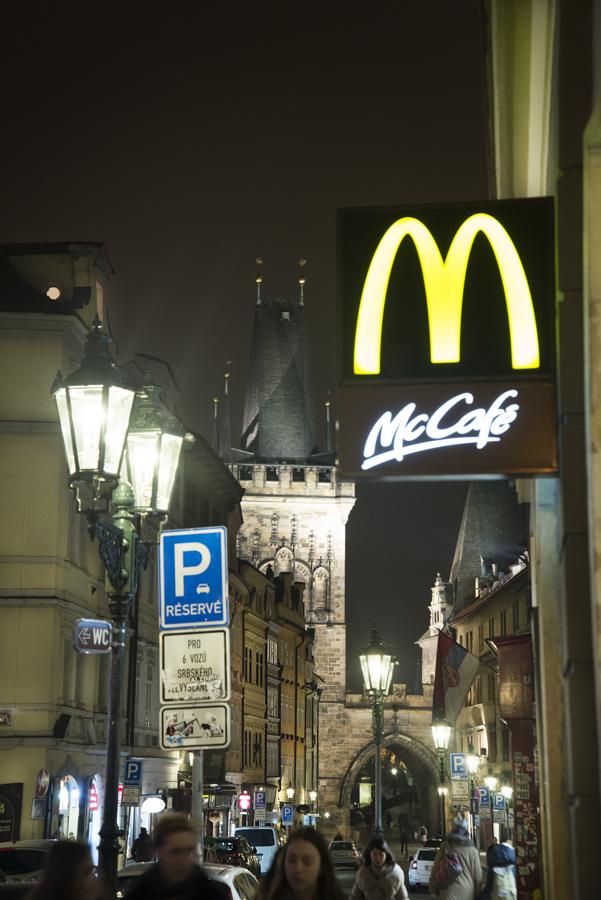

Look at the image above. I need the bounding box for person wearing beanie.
[429,822,483,899]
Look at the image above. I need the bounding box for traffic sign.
[124,760,143,785]
[159,527,228,629]
[478,786,490,806]
[281,804,294,825]
[160,629,230,703]
[73,619,112,654]
[493,792,506,810]
[254,790,266,809]
[160,703,230,750]
[449,753,468,780]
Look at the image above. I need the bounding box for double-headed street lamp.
[52,319,185,893]
[431,721,452,836]
[359,628,396,835]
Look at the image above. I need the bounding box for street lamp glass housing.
[466,749,480,775]
[286,787,295,799]
[501,785,513,800]
[437,786,448,796]
[484,775,498,791]
[122,385,184,514]
[53,321,135,484]
[309,790,317,802]
[431,722,452,750]
[359,628,396,694]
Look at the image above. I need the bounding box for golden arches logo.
[353,213,540,374]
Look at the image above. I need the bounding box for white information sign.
[160,703,230,750]
[160,629,230,704]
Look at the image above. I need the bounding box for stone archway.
[337,731,440,838]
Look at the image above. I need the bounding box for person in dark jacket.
[480,840,516,900]
[132,826,154,862]
[125,814,228,900]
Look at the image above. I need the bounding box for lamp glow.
[286,787,295,800]
[501,785,513,800]
[431,722,452,751]
[142,795,166,813]
[484,775,498,792]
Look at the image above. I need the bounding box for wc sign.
[159,527,228,629]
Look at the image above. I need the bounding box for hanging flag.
[432,630,480,724]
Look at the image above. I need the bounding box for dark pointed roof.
[449,481,528,609]
[241,298,316,462]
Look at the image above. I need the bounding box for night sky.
[1,4,488,688]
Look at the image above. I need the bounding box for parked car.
[204,838,260,877]
[233,827,283,875]
[116,861,259,899]
[407,846,438,890]
[327,840,361,869]
[0,841,57,884]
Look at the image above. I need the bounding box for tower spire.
[211,396,220,452]
[298,258,306,307]
[220,365,233,459]
[324,397,333,453]
[255,257,263,306]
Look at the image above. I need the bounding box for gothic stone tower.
[228,288,355,804]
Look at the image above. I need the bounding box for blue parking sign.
[124,760,143,785]
[450,753,468,780]
[478,787,490,806]
[493,792,506,810]
[159,527,228,629]
[254,791,266,809]
[281,804,294,825]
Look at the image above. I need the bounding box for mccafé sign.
[337,199,557,478]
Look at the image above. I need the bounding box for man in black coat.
[126,814,228,900]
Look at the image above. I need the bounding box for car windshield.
[417,850,437,861]
[236,830,274,847]
[330,842,352,850]
[0,850,46,876]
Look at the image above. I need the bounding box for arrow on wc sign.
[73,619,112,654]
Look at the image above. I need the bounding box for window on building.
[500,609,507,636]
[488,617,495,639]
[488,673,496,702]
[268,637,278,665]
[244,730,252,767]
[244,646,253,682]
[318,468,331,483]
[239,465,253,481]
[266,466,279,482]
[467,631,473,653]
[475,676,482,704]
[512,600,520,632]
[459,633,463,646]
[478,625,484,654]
[252,732,263,767]
[292,467,305,482]
[256,651,264,687]
[267,741,279,777]
[268,686,279,718]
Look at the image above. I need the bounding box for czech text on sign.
[337,199,556,478]
[159,527,228,629]
[160,703,230,750]
[160,629,230,703]
[73,619,112,654]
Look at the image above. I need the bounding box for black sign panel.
[72,618,112,654]
[0,783,23,842]
[337,198,556,478]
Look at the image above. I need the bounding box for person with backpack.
[479,840,517,900]
[429,821,483,899]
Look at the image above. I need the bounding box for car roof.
[0,841,56,850]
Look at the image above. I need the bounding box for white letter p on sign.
[174,542,211,596]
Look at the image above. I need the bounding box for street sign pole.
[191,751,204,857]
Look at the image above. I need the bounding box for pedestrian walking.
[385,810,393,831]
[399,828,409,858]
[26,841,98,900]
[125,814,228,900]
[429,821,483,899]
[131,826,154,862]
[418,824,428,845]
[259,826,345,900]
[478,840,516,900]
[350,835,409,900]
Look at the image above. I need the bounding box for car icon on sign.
[196,584,210,595]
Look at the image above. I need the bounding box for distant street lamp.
[53,319,184,895]
[466,744,480,845]
[359,627,396,835]
[431,721,452,836]
[484,774,498,840]
[286,786,295,800]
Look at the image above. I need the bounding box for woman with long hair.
[27,841,98,900]
[350,835,409,900]
[261,827,345,900]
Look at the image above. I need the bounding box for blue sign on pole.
[159,527,228,629]
[493,792,506,810]
[478,786,490,806]
[124,760,143,786]
[254,791,266,809]
[449,752,468,780]
[281,804,294,825]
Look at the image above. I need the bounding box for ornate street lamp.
[484,773,498,840]
[286,786,295,800]
[466,743,480,844]
[431,721,452,835]
[52,319,184,895]
[501,784,513,841]
[359,627,397,835]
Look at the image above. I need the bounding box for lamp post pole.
[372,692,384,836]
[466,745,480,846]
[358,628,397,841]
[431,722,451,839]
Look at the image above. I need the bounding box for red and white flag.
[432,630,480,724]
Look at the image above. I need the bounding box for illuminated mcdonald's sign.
[354,213,540,375]
[337,199,557,478]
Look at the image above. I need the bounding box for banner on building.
[432,631,479,724]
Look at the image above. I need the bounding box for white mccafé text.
[361,389,520,469]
